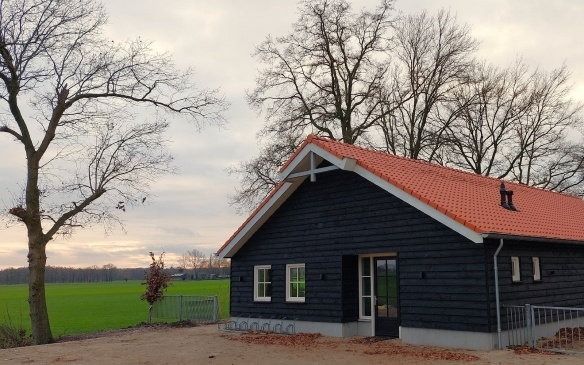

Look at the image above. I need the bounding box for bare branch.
[0,124,23,141]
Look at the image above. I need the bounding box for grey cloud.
[1,0,583,268]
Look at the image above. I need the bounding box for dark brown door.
[374,257,399,337]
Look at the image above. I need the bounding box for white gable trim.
[218,143,483,258]
[278,144,350,180]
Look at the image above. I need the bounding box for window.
[511,256,521,283]
[532,257,541,281]
[359,257,372,318]
[286,264,305,302]
[254,265,272,302]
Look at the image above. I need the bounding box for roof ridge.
[311,135,584,202]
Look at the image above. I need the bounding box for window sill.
[254,298,272,302]
[358,318,372,322]
[285,299,305,303]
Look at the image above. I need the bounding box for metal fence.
[504,305,530,347]
[503,304,584,352]
[150,295,219,323]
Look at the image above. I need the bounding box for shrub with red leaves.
[141,252,171,306]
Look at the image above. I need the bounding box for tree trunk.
[27,241,53,344]
[25,155,53,344]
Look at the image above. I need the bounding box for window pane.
[512,257,520,282]
[363,297,371,316]
[362,257,371,276]
[533,257,541,280]
[377,277,387,298]
[291,268,298,282]
[362,276,371,296]
[258,283,265,297]
[376,259,387,277]
[386,260,396,273]
[266,282,272,297]
[291,282,298,297]
[258,269,265,283]
[298,282,305,298]
[298,267,305,281]
[265,269,271,282]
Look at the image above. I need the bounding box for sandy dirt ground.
[1,325,583,365]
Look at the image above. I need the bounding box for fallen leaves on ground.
[362,341,480,362]
[225,332,480,361]
[229,332,325,347]
[536,327,584,350]
[348,336,385,344]
[511,346,555,355]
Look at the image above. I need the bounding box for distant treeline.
[0,265,230,285]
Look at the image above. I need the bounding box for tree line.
[230,0,584,211]
[0,263,229,285]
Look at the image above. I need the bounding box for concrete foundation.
[229,317,372,337]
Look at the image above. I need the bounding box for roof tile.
[310,136,584,243]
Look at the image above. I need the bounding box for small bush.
[141,252,171,306]
[0,315,31,349]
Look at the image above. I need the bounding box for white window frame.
[254,265,272,302]
[286,263,305,303]
[532,257,541,281]
[511,256,521,283]
[358,256,373,320]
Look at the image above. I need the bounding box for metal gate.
[504,304,584,352]
[150,295,219,323]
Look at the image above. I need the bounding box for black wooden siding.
[230,169,491,332]
[484,238,584,331]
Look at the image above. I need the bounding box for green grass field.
[0,279,229,337]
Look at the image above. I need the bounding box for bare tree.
[176,254,190,271]
[443,62,531,176]
[510,67,583,190]
[0,0,225,344]
[228,132,302,212]
[232,2,584,214]
[377,9,477,160]
[232,0,394,210]
[443,63,584,194]
[184,248,206,278]
[102,263,116,282]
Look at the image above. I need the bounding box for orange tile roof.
[308,135,584,243]
[218,135,584,255]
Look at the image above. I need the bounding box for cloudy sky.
[1,0,583,269]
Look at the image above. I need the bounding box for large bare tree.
[377,9,477,160]
[510,67,583,190]
[232,0,395,210]
[232,1,584,213]
[442,62,531,176]
[442,63,584,193]
[0,0,225,344]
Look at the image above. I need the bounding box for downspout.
[493,238,504,349]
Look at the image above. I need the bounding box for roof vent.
[499,182,517,211]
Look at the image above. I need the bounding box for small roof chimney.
[499,181,517,211]
[500,182,509,209]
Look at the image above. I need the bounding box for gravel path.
[1,325,582,365]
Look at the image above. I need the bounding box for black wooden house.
[217,135,584,350]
